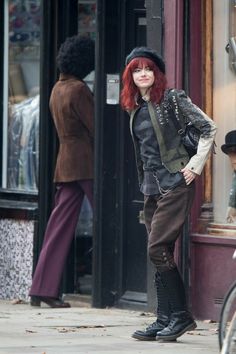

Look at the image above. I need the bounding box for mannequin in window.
[221,130,236,223]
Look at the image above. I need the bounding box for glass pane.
[75,0,96,295]
[78,0,96,39]
[78,0,96,92]
[3,0,41,192]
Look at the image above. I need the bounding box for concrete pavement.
[0,299,219,354]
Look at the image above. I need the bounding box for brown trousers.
[143,181,195,271]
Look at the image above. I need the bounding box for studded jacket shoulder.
[129,89,217,184]
[167,89,217,175]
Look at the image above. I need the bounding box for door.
[118,0,147,307]
[93,0,163,309]
[119,0,164,309]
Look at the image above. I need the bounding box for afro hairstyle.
[56,35,95,79]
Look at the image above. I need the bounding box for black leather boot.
[132,314,169,341]
[156,311,196,341]
[132,273,170,341]
[156,268,197,341]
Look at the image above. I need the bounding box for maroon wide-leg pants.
[29,180,93,298]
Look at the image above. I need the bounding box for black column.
[92,0,122,307]
[36,1,58,266]
[146,0,164,313]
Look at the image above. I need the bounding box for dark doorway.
[93,0,164,309]
[93,0,157,309]
[118,0,148,307]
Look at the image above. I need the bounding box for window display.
[2,0,41,192]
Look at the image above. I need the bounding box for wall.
[0,219,34,300]
[213,0,236,223]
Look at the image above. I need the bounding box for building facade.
[0,0,235,321]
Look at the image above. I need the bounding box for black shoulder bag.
[170,109,200,158]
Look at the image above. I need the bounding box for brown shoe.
[30,296,71,308]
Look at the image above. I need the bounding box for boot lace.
[146,321,158,330]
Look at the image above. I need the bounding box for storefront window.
[2,0,41,192]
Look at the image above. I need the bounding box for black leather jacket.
[129,89,217,185]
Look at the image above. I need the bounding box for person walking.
[120,47,217,341]
[29,35,95,308]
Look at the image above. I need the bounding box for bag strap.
[169,110,185,136]
[148,103,160,137]
[147,102,166,153]
[167,92,186,137]
[148,103,167,142]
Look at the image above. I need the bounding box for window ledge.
[0,199,38,220]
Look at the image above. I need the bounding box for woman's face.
[132,65,155,94]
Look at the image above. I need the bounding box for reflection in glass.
[78,1,96,39]
[78,1,96,92]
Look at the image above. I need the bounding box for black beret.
[125,47,165,74]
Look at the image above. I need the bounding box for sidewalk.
[0,299,219,354]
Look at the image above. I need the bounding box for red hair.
[120,57,167,111]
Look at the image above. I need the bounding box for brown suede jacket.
[49,74,94,182]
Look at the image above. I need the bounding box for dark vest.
[129,90,189,185]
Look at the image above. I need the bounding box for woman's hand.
[181,167,197,185]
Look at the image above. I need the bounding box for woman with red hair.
[121,47,217,342]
